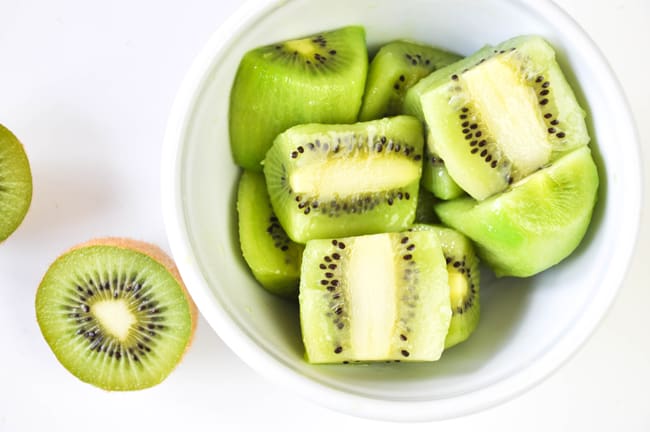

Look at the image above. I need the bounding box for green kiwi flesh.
[358,40,461,121]
[299,230,451,363]
[237,171,304,298]
[408,36,589,200]
[414,188,438,224]
[229,26,368,170]
[434,147,598,277]
[36,241,195,390]
[0,124,32,241]
[264,116,423,243]
[411,224,480,348]
[421,140,465,200]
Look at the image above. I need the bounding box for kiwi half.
[407,37,589,200]
[358,40,461,121]
[229,26,368,170]
[435,147,598,277]
[411,224,480,348]
[0,124,32,241]
[299,230,451,363]
[237,170,304,298]
[264,116,423,243]
[36,238,197,391]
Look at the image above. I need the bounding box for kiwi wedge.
[0,124,32,241]
[264,115,423,243]
[36,238,197,391]
[406,36,589,200]
[411,224,480,348]
[237,170,304,298]
[358,40,461,121]
[435,147,599,277]
[299,230,451,363]
[229,26,368,171]
[421,141,465,200]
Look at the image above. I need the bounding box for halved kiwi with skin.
[237,170,304,298]
[36,238,197,391]
[229,26,368,171]
[0,124,32,241]
[435,146,599,277]
[264,115,424,243]
[411,224,480,348]
[358,40,461,121]
[299,230,451,363]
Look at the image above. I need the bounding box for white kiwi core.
[92,300,137,341]
[461,56,550,176]
[347,234,397,360]
[290,157,419,199]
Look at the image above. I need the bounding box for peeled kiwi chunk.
[229,26,368,170]
[0,124,32,241]
[358,40,461,121]
[237,170,304,298]
[299,230,451,363]
[421,141,465,200]
[435,147,599,277]
[406,36,589,200]
[36,238,197,391]
[264,116,423,243]
[411,224,480,348]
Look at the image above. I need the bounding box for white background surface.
[0,0,648,430]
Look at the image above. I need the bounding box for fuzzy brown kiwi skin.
[53,237,198,354]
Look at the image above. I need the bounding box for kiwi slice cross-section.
[434,147,599,277]
[264,115,423,243]
[299,230,451,363]
[36,238,198,391]
[237,170,304,298]
[358,40,461,121]
[407,36,589,200]
[229,26,368,171]
[411,224,480,348]
[0,124,32,241]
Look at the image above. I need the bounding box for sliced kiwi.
[411,224,480,348]
[407,37,589,200]
[299,230,451,363]
[358,40,461,121]
[0,124,32,241]
[264,116,423,243]
[237,170,304,298]
[421,140,464,200]
[229,26,368,170]
[36,238,197,391]
[435,147,598,277]
[414,188,438,224]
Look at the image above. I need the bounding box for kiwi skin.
[36,238,198,390]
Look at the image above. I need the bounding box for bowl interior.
[165,0,640,420]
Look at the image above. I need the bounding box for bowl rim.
[161,0,643,421]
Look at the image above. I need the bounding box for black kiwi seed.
[471,148,479,154]
[401,350,410,357]
[334,346,343,354]
[548,127,556,134]
[556,132,566,138]
[544,113,552,119]
[540,99,549,105]
[550,119,559,126]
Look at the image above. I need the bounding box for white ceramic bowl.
[162,0,641,421]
